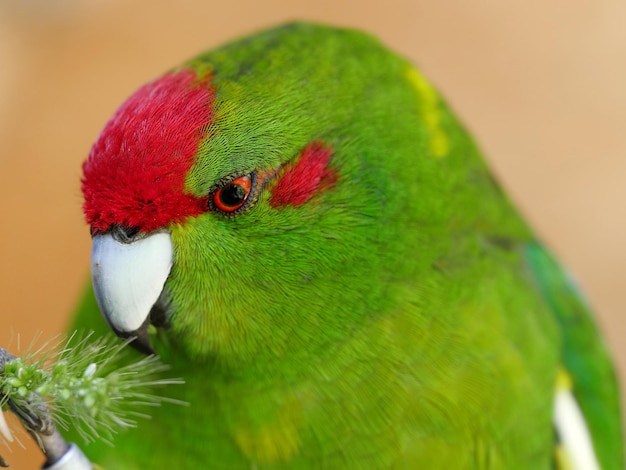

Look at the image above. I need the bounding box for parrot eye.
[210,173,255,214]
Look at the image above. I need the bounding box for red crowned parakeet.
[70,23,622,468]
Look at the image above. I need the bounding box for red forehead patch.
[82,69,215,233]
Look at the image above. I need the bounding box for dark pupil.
[219,183,247,207]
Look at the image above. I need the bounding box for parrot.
[67,22,622,469]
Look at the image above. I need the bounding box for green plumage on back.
[525,243,622,469]
[69,23,622,468]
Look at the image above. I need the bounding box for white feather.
[553,388,600,470]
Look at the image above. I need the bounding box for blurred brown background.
[1,0,624,467]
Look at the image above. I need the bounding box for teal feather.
[525,243,623,469]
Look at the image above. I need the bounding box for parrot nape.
[69,23,622,469]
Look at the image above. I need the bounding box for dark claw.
[7,399,54,436]
[1,347,65,468]
[0,349,15,369]
[0,348,15,467]
[2,346,54,435]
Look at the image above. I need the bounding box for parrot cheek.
[90,228,174,354]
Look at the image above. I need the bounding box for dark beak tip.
[129,334,155,355]
[110,317,155,355]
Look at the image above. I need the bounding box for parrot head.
[81,23,470,369]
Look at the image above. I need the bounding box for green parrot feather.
[67,23,622,468]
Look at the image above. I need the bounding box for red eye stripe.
[270,141,337,207]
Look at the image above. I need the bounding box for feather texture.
[69,23,622,468]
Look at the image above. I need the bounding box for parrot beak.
[90,227,173,355]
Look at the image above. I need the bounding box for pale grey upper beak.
[90,227,173,354]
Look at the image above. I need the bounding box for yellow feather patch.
[405,68,450,158]
[555,367,573,391]
[234,395,303,464]
[553,366,600,469]
[554,444,575,470]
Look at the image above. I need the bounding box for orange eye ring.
[211,174,253,213]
